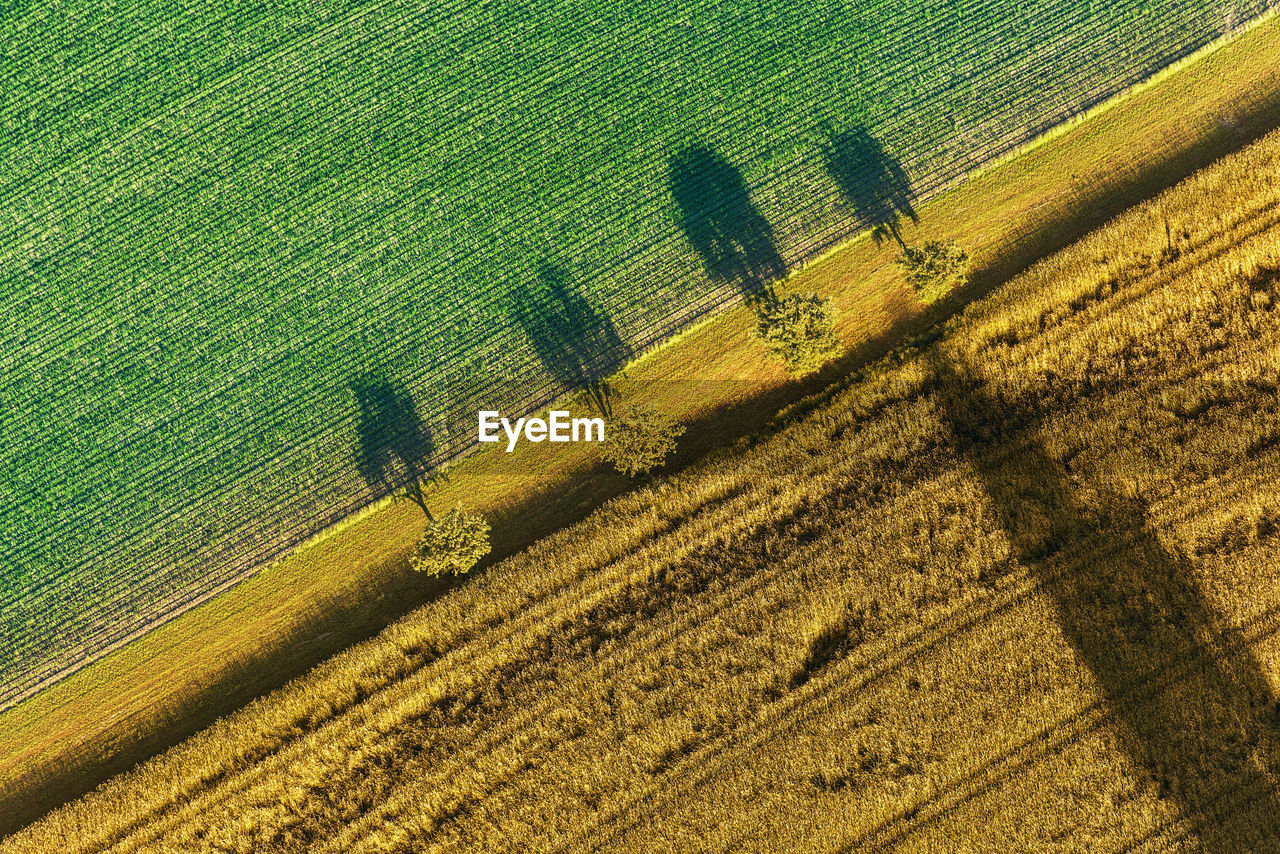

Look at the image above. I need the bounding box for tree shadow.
[823,125,917,250]
[350,374,435,513]
[511,263,632,416]
[670,144,785,301]
[926,349,1280,848]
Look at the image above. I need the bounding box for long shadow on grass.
[914,350,1280,849]
[823,125,917,250]
[510,262,632,416]
[351,374,434,512]
[670,145,785,300]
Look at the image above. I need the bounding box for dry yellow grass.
[9,93,1280,852]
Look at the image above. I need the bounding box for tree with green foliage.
[602,404,685,476]
[410,506,491,576]
[898,239,969,302]
[754,292,840,374]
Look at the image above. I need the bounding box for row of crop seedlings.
[0,10,434,268]
[519,0,1070,312]
[0,0,1070,581]
[0,0,1121,273]
[0,0,1259,270]
[560,0,1177,297]
[0,0,1264,696]
[552,0,1171,346]
[0,103,476,581]
[0,0,331,130]
[0,0,428,176]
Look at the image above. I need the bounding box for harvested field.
[10,105,1280,853]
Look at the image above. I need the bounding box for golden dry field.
[9,104,1280,853]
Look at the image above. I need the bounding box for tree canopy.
[898,239,970,302]
[410,506,492,576]
[602,405,686,476]
[754,292,840,374]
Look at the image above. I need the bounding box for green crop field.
[0,0,1273,708]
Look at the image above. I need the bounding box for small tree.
[898,239,969,302]
[602,404,685,476]
[754,292,840,374]
[410,506,491,576]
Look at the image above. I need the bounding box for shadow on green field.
[670,145,786,300]
[510,263,632,417]
[823,124,918,250]
[351,373,435,512]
